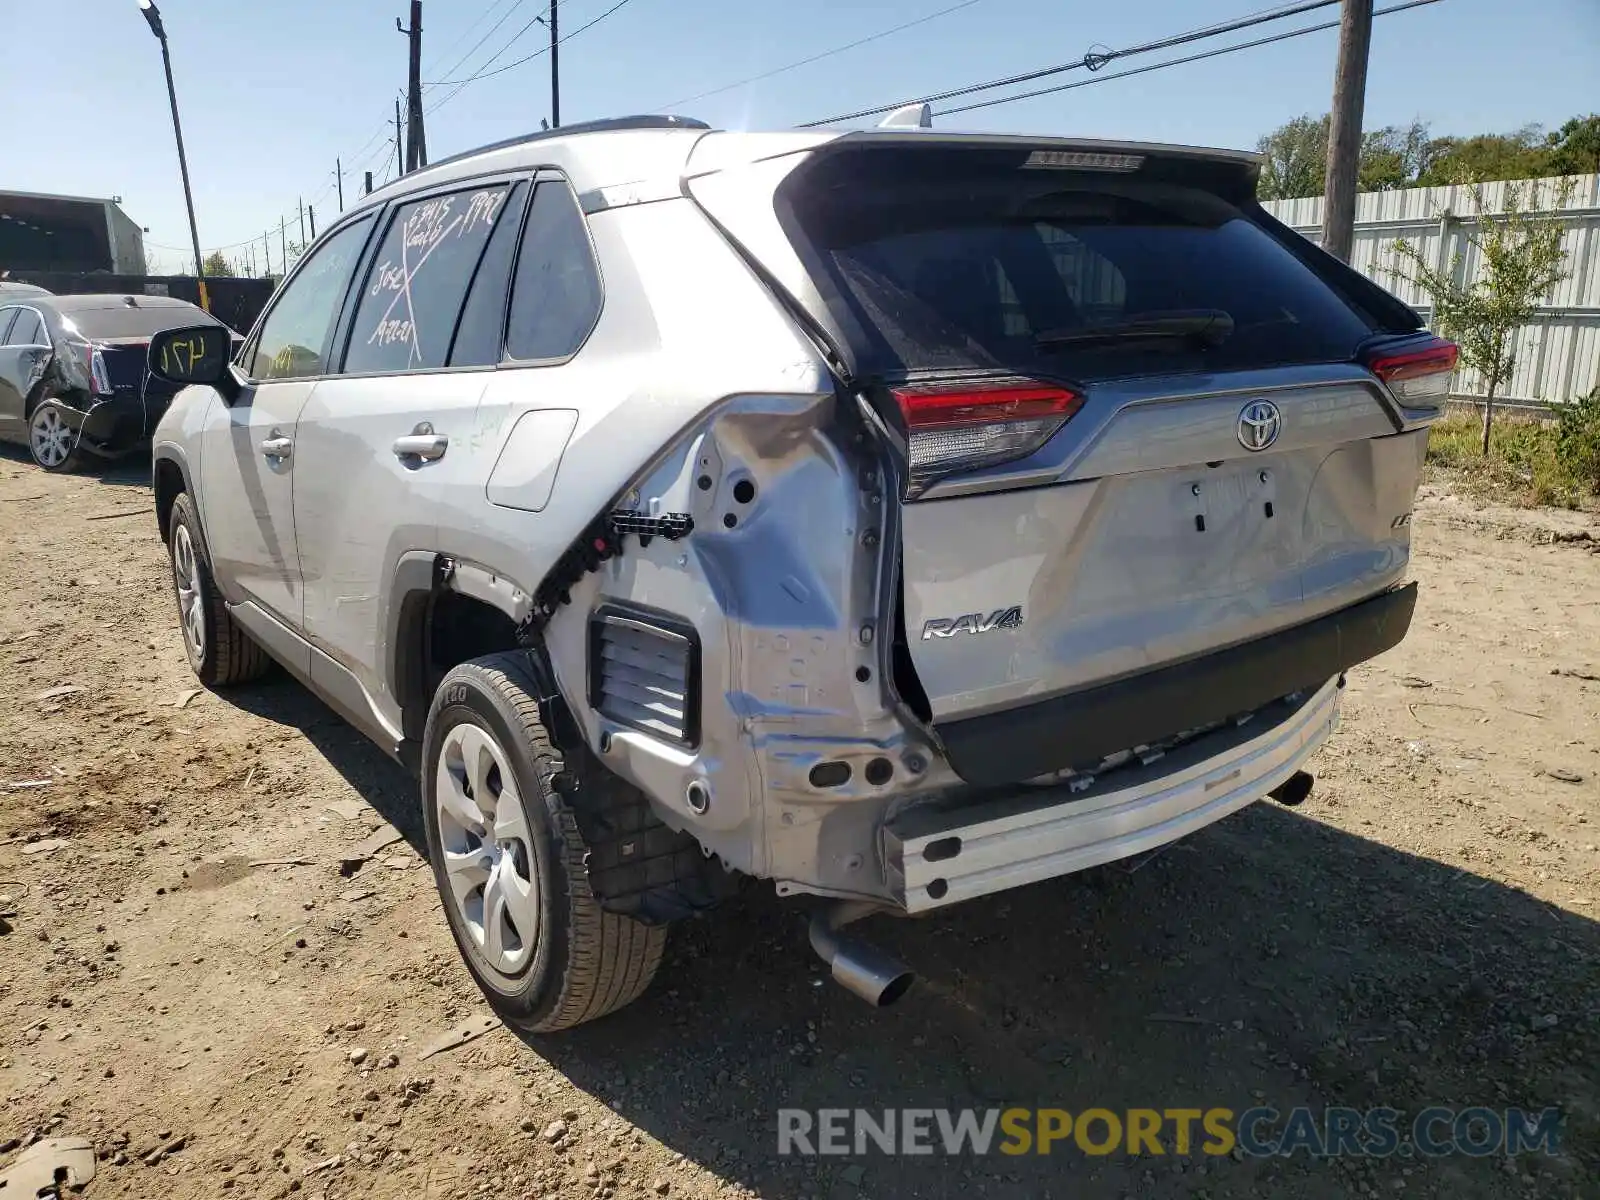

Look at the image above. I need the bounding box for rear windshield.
[785,149,1377,382]
[60,306,212,340]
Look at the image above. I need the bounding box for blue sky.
[5,0,1596,273]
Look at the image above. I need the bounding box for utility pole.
[397,2,426,171]
[395,96,405,176]
[279,216,288,274]
[308,205,317,240]
[137,0,210,311]
[1322,0,1373,262]
[298,197,306,247]
[549,0,559,128]
[263,230,270,277]
[336,158,345,211]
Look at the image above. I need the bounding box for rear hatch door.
[690,135,1435,774]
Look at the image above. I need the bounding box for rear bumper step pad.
[936,582,1417,786]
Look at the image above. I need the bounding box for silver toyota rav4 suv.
[147,114,1452,1031]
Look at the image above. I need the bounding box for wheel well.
[153,458,185,545]
[397,588,522,743]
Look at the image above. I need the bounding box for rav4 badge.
[921,606,1025,640]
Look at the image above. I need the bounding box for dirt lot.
[1,450,1597,1200]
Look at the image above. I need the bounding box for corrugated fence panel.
[1262,173,1600,407]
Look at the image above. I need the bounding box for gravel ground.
[0,451,1596,1200]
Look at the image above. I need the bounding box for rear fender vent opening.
[588,603,701,749]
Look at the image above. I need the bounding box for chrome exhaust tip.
[808,901,915,1008]
[1269,770,1314,807]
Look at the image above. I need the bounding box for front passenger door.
[198,217,374,667]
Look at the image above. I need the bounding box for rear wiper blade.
[1035,310,1235,350]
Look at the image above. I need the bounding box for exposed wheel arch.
[153,455,188,545]
[388,553,736,925]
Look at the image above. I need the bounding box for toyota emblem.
[1237,399,1282,452]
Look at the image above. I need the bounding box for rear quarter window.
[787,153,1378,382]
[504,180,602,362]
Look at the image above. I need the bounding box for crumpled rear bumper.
[49,395,147,457]
[884,675,1344,912]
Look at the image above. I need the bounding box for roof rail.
[416,115,711,176]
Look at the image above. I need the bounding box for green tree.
[1545,114,1600,176]
[1390,180,1574,455]
[201,251,235,277]
[1257,114,1328,200]
[1415,126,1551,186]
[1359,120,1435,190]
[1256,114,1432,199]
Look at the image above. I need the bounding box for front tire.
[421,653,666,1032]
[28,399,93,473]
[167,493,271,686]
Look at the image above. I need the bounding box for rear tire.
[27,399,93,473]
[421,653,666,1032]
[167,493,271,686]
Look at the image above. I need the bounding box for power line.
[935,0,1438,117]
[657,0,986,110]
[425,0,546,95]
[422,0,526,81]
[801,0,1343,127]
[423,0,638,104]
[423,2,554,88]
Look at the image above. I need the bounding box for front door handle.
[260,435,293,461]
[393,433,448,462]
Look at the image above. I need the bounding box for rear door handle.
[393,433,448,462]
[261,435,293,461]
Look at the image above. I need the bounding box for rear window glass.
[787,152,1375,381]
[61,306,212,339]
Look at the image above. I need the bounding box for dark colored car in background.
[0,293,241,471]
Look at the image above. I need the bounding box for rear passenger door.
[0,306,49,436]
[292,179,527,738]
[0,307,25,435]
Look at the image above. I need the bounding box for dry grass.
[1424,409,1598,510]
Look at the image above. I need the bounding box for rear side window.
[5,309,44,346]
[505,181,602,362]
[787,150,1376,382]
[345,184,512,374]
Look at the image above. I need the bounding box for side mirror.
[148,324,238,398]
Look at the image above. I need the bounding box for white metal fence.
[1261,173,1600,408]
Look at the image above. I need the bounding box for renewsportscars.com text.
[776,1107,1563,1159]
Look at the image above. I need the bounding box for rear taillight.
[88,345,113,397]
[1363,334,1458,406]
[891,379,1084,496]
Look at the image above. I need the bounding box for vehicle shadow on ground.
[207,671,1598,1199]
[220,674,424,850]
[526,806,1598,1200]
[0,442,151,487]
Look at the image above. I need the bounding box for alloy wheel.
[171,524,206,662]
[435,722,541,976]
[30,406,71,468]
